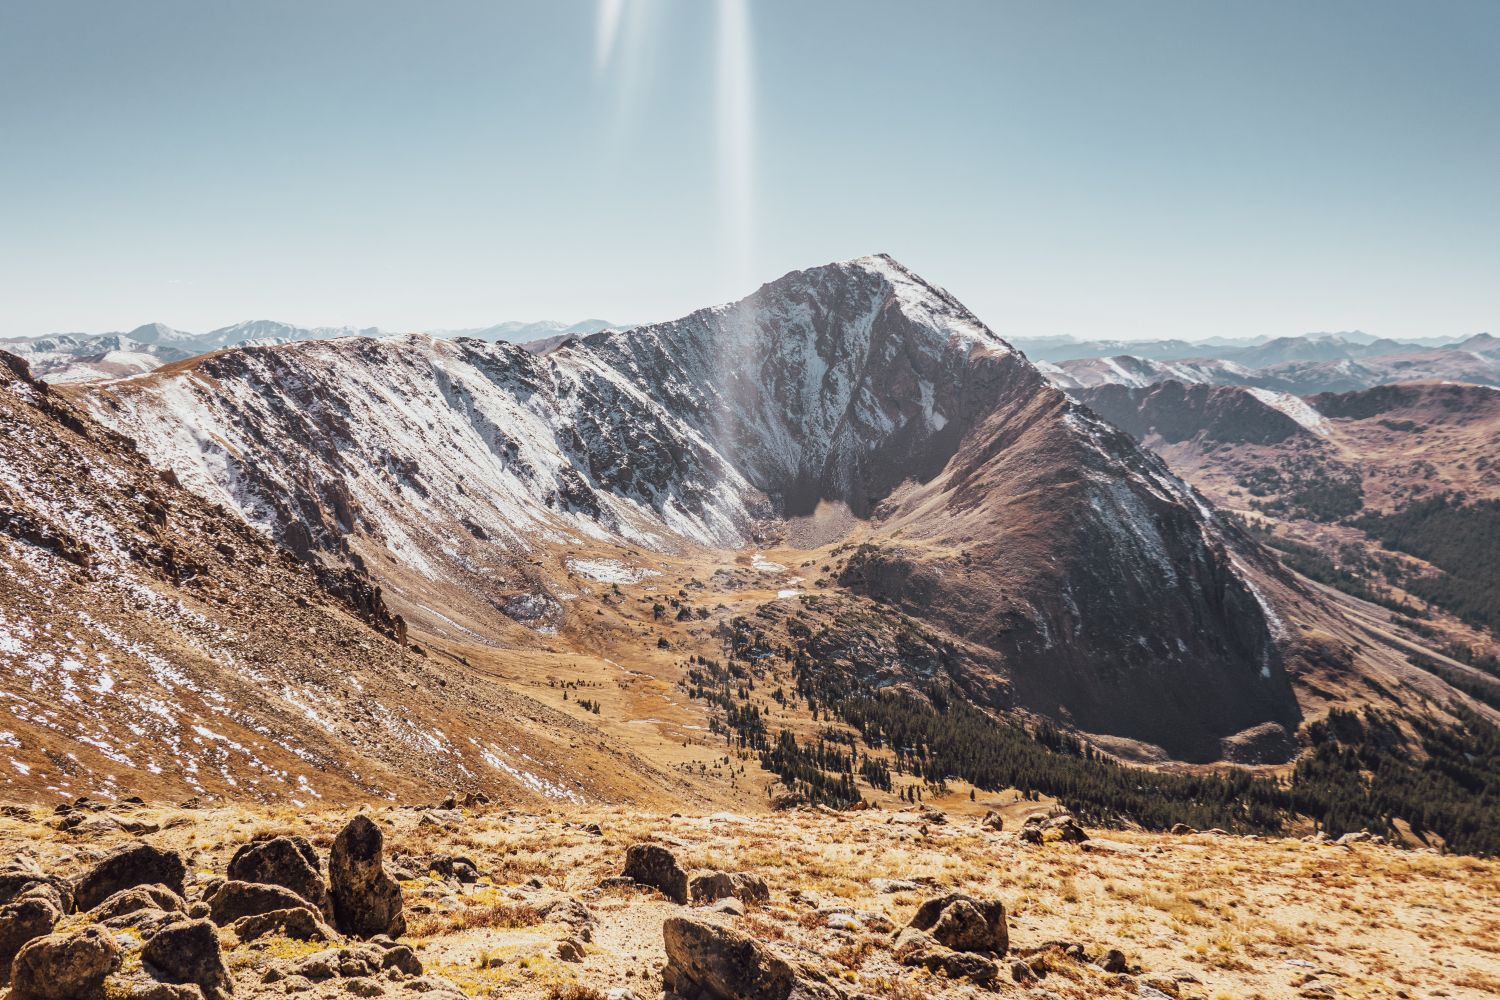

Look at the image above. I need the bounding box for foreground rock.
[227,837,331,921]
[662,916,836,1000]
[72,843,187,912]
[622,844,689,905]
[892,892,1009,984]
[0,891,63,984]
[141,918,234,1000]
[10,925,121,1000]
[328,814,405,939]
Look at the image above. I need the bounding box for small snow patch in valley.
[566,558,660,584]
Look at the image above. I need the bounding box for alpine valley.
[4,255,1500,1000]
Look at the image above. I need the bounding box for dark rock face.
[688,872,770,906]
[662,916,834,1000]
[0,893,63,985]
[10,925,122,1000]
[622,844,689,905]
[73,844,187,913]
[227,837,330,921]
[328,814,405,939]
[204,881,314,926]
[140,919,234,1000]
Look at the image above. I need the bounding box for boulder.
[424,855,478,884]
[662,916,836,1000]
[226,837,330,921]
[892,926,998,985]
[0,891,63,985]
[328,814,405,939]
[906,893,1007,955]
[1043,815,1089,843]
[980,811,1004,832]
[203,881,313,926]
[232,907,337,943]
[73,844,186,912]
[622,844,688,905]
[689,872,770,906]
[88,884,186,924]
[140,919,233,1000]
[0,859,72,912]
[10,925,122,1000]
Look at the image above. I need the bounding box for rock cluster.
[0,814,407,999]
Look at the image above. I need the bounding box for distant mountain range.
[1031,332,1500,394]
[1010,330,1479,365]
[0,318,620,382]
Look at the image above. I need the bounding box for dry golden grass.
[2,803,1496,1000]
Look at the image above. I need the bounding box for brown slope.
[0,351,701,807]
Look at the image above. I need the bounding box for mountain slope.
[72,255,1326,764]
[0,351,697,806]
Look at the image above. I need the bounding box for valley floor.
[3,799,1496,1000]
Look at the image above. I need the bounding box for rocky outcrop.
[232,907,337,943]
[328,814,405,939]
[204,881,314,926]
[72,844,187,912]
[0,892,63,984]
[688,872,770,906]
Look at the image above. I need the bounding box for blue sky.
[1,1,1495,341]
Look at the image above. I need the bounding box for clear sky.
[1,0,1495,341]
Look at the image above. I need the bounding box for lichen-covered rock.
[88,883,186,927]
[906,892,1008,955]
[10,925,121,1000]
[203,881,312,926]
[140,919,233,1000]
[232,906,337,943]
[226,837,330,921]
[328,814,405,939]
[0,891,63,985]
[73,844,186,912]
[662,916,837,1000]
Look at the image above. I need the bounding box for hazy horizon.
[3,1,1496,342]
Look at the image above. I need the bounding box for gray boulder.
[203,881,312,926]
[0,891,63,985]
[662,916,836,1000]
[689,872,770,906]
